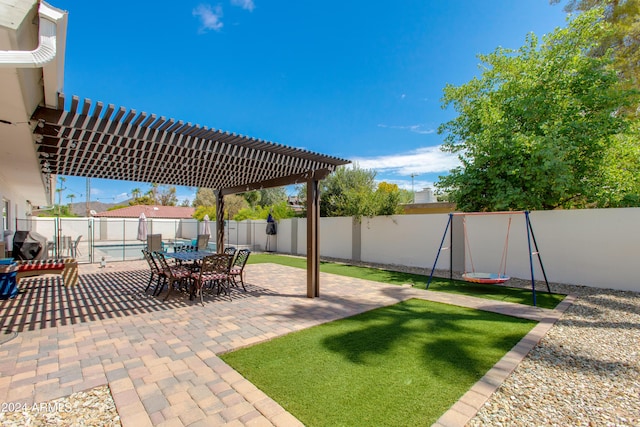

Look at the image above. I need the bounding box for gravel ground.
[468,279,640,427]
[0,385,120,427]
[2,262,638,426]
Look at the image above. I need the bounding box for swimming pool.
[92,241,217,262]
[92,243,147,262]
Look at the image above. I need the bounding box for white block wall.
[21,207,640,292]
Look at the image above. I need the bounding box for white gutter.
[0,1,66,68]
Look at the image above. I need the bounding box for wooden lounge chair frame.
[14,258,79,287]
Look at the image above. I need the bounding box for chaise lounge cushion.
[16,260,66,272]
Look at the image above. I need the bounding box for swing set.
[426,211,551,306]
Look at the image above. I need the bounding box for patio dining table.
[162,250,216,262]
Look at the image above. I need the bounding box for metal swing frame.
[426,211,551,306]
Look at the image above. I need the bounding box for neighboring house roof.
[94,205,195,219]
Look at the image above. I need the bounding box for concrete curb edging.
[433,294,577,427]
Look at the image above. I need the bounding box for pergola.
[31,94,350,297]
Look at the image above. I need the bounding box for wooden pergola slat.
[31,94,350,298]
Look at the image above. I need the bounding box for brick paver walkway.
[0,260,573,426]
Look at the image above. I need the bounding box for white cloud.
[351,146,460,176]
[193,4,224,33]
[231,0,255,11]
[377,123,435,135]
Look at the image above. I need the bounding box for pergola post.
[215,190,225,254]
[306,178,320,298]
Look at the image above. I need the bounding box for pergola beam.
[30,94,350,298]
[220,168,333,196]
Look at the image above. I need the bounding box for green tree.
[192,188,216,207]
[233,201,296,221]
[242,190,261,208]
[107,204,129,211]
[374,182,404,215]
[317,165,377,217]
[129,184,178,206]
[131,188,142,200]
[258,187,288,207]
[148,183,159,204]
[129,194,154,205]
[157,186,178,206]
[56,176,66,216]
[437,10,639,211]
[193,205,216,221]
[552,0,640,94]
[193,192,249,221]
[398,188,414,205]
[223,194,249,219]
[37,204,77,217]
[296,165,405,218]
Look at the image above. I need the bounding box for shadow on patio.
[0,268,270,333]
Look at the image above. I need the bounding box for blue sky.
[53,0,568,206]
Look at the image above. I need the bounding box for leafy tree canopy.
[436,9,639,211]
[192,188,216,207]
[233,201,296,221]
[243,190,261,208]
[129,184,178,206]
[552,0,640,96]
[257,187,288,206]
[296,165,408,218]
[193,205,216,221]
[191,194,249,220]
[222,194,248,219]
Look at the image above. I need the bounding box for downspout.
[0,1,65,68]
[0,1,67,206]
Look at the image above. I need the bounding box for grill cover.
[12,231,48,261]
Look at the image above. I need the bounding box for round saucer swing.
[461,272,510,284]
[461,213,512,285]
[426,211,552,306]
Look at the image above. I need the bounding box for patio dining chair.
[189,253,233,305]
[142,249,165,294]
[229,249,250,291]
[196,234,210,251]
[154,251,192,301]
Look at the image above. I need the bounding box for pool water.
[92,242,217,262]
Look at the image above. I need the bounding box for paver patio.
[0,260,573,426]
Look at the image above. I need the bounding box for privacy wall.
[23,208,639,292]
[275,208,639,293]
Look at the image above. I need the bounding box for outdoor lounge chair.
[229,249,250,291]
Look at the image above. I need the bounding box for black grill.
[12,231,48,261]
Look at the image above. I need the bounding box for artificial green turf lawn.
[221,298,537,427]
[248,253,565,309]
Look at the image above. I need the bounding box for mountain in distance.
[69,200,134,216]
